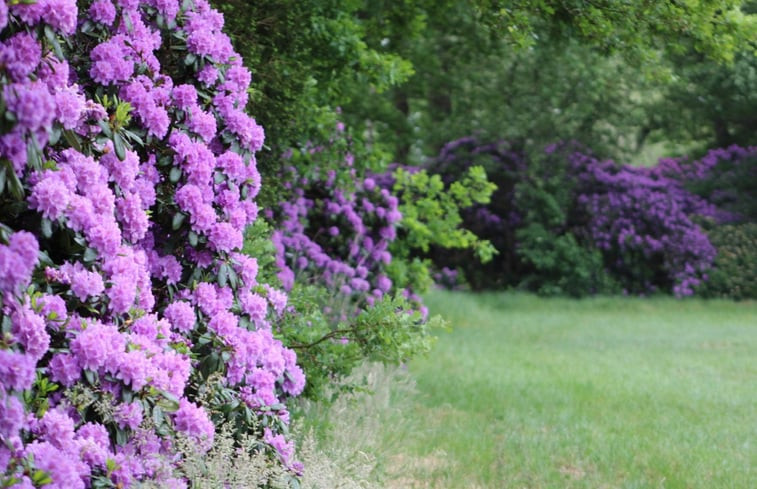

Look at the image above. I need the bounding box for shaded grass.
[392,291,757,488]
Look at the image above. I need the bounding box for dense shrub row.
[424,137,756,298]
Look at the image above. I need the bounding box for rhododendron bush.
[0,0,304,486]
[264,128,454,397]
[425,137,736,297]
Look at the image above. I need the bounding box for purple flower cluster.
[271,154,406,321]
[652,145,757,223]
[570,151,718,296]
[0,0,303,485]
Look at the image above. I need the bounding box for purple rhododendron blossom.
[0,0,304,484]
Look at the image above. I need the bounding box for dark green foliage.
[699,223,757,299]
[513,165,620,297]
[210,0,412,202]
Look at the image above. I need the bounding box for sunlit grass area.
[382,290,757,488]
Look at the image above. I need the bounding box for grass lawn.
[385,290,757,489]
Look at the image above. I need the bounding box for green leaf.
[188,231,198,247]
[83,247,98,263]
[156,397,179,413]
[172,212,186,230]
[169,167,182,183]
[115,429,128,446]
[0,164,6,195]
[40,218,53,239]
[113,132,127,161]
[83,369,98,386]
[62,129,83,153]
[218,263,228,287]
[152,405,164,426]
[31,470,53,486]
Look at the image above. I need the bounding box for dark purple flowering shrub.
[0,0,303,486]
[652,145,757,223]
[427,137,721,297]
[571,151,717,296]
[652,145,757,298]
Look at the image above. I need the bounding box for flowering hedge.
[0,0,304,486]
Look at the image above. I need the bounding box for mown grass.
[384,291,757,488]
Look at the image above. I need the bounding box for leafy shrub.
[0,1,303,486]
[698,223,757,300]
[425,137,523,289]
[266,127,442,398]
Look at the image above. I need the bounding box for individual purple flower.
[231,253,258,287]
[41,0,78,35]
[4,81,56,131]
[54,87,86,130]
[239,291,267,326]
[264,427,296,468]
[48,353,81,387]
[172,84,197,109]
[37,408,76,450]
[187,107,217,142]
[0,0,8,31]
[84,219,122,257]
[282,364,305,396]
[114,350,151,391]
[163,301,195,332]
[10,305,49,360]
[90,35,133,84]
[0,349,36,391]
[107,273,138,314]
[114,402,143,430]
[89,0,116,25]
[0,231,38,295]
[264,285,287,316]
[70,265,105,301]
[70,321,126,372]
[172,399,214,451]
[0,32,41,81]
[76,423,110,449]
[208,222,243,252]
[197,64,219,86]
[116,194,150,242]
[24,441,85,489]
[0,394,24,439]
[207,310,238,337]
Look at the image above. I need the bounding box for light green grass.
[389,291,757,488]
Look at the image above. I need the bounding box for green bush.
[699,223,757,300]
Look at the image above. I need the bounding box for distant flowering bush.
[0,0,303,486]
[423,137,524,289]
[265,125,466,397]
[427,137,723,297]
[271,157,404,320]
[569,150,717,296]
